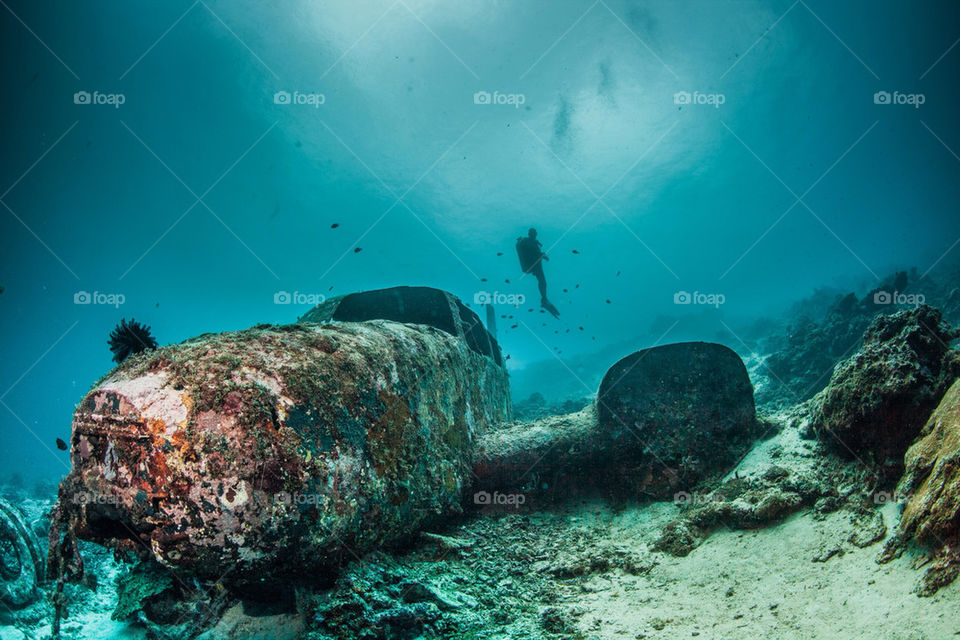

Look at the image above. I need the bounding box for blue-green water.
[2,0,959,482]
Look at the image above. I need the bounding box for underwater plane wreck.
[53,286,759,588]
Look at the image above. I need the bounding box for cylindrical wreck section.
[473,342,760,502]
[58,299,509,583]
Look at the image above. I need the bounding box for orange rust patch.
[148,450,172,487]
[147,418,167,436]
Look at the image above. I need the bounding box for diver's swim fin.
[541,299,560,318]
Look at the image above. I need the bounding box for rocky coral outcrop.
[884,378,960,595]
[808,306,959,478]
[899,378,960,546]
[755,265,960,408]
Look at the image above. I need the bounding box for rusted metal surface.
[57,309,510,584]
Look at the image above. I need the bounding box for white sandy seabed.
[530,422,960,640]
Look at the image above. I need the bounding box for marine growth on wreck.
[2,2,960,639]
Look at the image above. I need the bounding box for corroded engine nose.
[63,378,194,565]
[55,319,511,583]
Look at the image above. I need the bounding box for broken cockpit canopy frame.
[299,286,504,366]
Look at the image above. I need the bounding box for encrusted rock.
[809,306,959,477]
[890,378,960,595]
[898,378,960,547]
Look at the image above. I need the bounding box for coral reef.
[756,266,960,408]
[883,378,960,595]
[807,306,959,478]
[898,378,960,547]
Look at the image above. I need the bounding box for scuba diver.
[516,228,560,318]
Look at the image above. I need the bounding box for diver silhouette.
[516,228,560,318]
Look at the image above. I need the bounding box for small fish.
[606,299,612,304]
[616,270,621,276]
[331,223,339,229]
[572,249,579,254]
[510,324,518,329]
[504,279,510,284]
[56,438,68,451]
[481,278,488,282]
[353,247,362,253]
[578,326,584,331]
[328,286,333,291]
[497,252,503,256]
[505,354,511,360]
[575,284,580,288]
[563,288,568,293]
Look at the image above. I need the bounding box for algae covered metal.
[55,288,510,583]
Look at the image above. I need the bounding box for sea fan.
[108,318,158,363]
